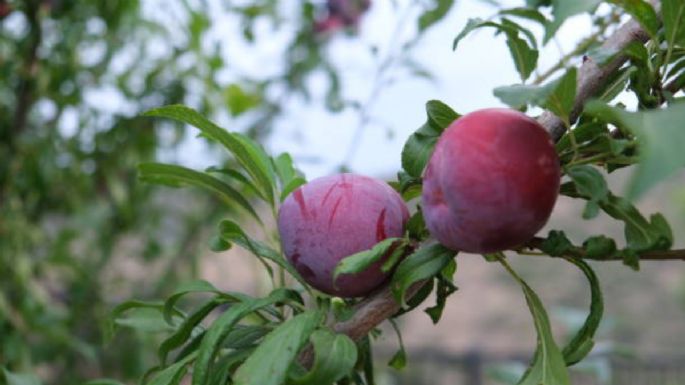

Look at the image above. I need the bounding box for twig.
[539,0,661,141]
[322,3,665,350]
[525,237,685,261]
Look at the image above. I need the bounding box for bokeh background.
[1,0,684,384]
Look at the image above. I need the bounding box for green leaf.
[401,101,459,177]
[583,236,617,259]
[138,163,261,223]
[424,263,458,324]
[545,0,602,44]
[584,101,685,199]
[159,299,224,365]
[494,68,576,121]
[391,244,456,306]
[333,238,407,283]
[499,8,548,25]
[3,369,42,385]
[662,0,685,50]
[538,230,574,257]
[501,19,539,81]
[291,330,358,385]
[147,352,197,385]
[162,280,246,324]
[106,300,172,341]
[192,288,302,385]
[601,194,672,255]
[609,0,659,38]
[561,259,604,366]
[233,310,324,385]
[418,0,456,32]
[144,105,275,204]
[84,381,125,385]
[225,84,261,117]
[272,153,305,196]
[205,166,261,197]
[387,319,407,370]
[218,219,308,288]
[565,165,609,219]
[497,258,571,385]
[280,177,306,202]
[453,18,537,52]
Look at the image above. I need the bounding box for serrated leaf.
[401,101,459,177]
[539,230,574,257]
[291,330,358,385]
[233,310,323,385]
[585,101,685,199]
[583,236,617,259]
[561,259,604,366]
[138,163,261,223]
[424,262,458,324]
[498,259,571,385]
[218,219,308,288]
[144,105,275,204]
[566,165,609,219]
[501,19,539,81]
[333,238,406,283]
[391,244,456,306]
[191,289,302,385]
[494,68,576,121]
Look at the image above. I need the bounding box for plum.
[278,173,409,297]
[422,108,560,253]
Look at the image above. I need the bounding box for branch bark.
[539,9,657,141]
[323,2,668,350]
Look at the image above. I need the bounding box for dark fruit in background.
[278,173,409,297]
[422,108,561,254]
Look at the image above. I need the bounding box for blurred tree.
[0,0,345,382]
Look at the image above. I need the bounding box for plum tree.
[422,108,561,253]
[278,173,409,297]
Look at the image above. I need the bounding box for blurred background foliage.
[0,0,446,383]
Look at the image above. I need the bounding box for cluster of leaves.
[43,1,685,385]
[0,0,394,383]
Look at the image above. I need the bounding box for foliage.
[5,0,685,385]
[0,0,389,383]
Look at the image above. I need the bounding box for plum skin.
[278,173,409,297]
[422,108,561,254]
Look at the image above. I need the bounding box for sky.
[227,0,595,179]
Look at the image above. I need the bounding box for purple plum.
[422,108,561,253]
[278,173,409,297]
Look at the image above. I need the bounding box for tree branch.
[323,3,666,350]
[540,0,661,141]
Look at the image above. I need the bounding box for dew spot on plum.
[376,208,387,241]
